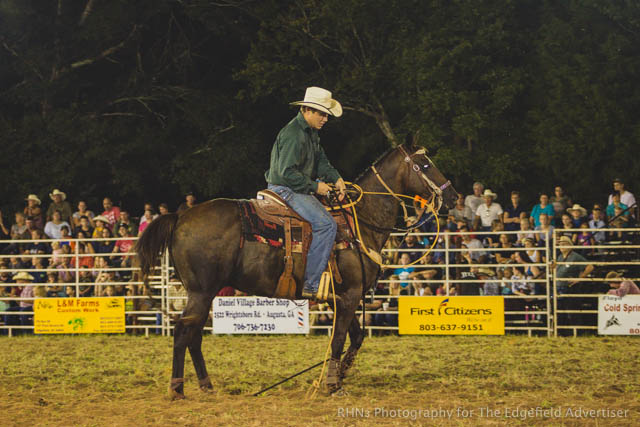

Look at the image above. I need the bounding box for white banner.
[213,297,309,334]
[598,295,640,335]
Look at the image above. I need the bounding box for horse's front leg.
[339,315,365,383]
[327,290,360,394]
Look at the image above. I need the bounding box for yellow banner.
[399,296,504,335]
[34,297,125,334]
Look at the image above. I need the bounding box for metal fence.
[1,227,639,337]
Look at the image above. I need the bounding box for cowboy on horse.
[265,86,347,302]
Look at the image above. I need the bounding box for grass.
[0,334,638,426]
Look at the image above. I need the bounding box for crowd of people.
[1,180,639,332]
[364,179,639,329]
[0,189,198,330]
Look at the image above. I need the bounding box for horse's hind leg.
[169,292,213,399]
[188,295,215,392]
[339,316,365,382]
[327,291,360,393]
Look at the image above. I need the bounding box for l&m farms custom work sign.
[213,297,309,334]
[34,297,125,334]
[598,295,640,335]
[399,296,504,335]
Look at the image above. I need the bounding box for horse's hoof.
[167,386,186,401]
[199,384,213,393]
[328,385,348,397]
[199,376,213,392]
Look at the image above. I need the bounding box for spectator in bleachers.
[91,215,109,238]
[44,210,71,239]
[3,212,30,254]
[534,213,554,246]
[550,186,572,225]
[30,257,47,283]
[410,251,440,296]
[3,271,36,330]
[588,206,606,246]
[530,193,555,228]
[484,219,504,250]
[58,225,72,247]
[138,208,156,235]
[609,206,630,240]
[606,191,630,221]
[75,239,95,269]
[64,285,77,298]
[478,268,499,295]
[46,189,73,224]
[72,200,95,229]
[101,197,121,230]
[24,194,44,230]
[605,271,640,297]
[94,227,115,256]
[608,178,636,214]
[553,235,594,295]
[503,191,524,232]
[459,226,486,264]
[77,268,93,297]
[76,216,94,238]
[158,203,170,215]
[495,234,515,264]
[390,253,416,295]
[56,245,75,284]
[24,229,48,256]
[448,193,472,228]
[114,210,136,237]
[558,213,578,244]
[111,224,134,271]
[464,182,484,223]
[473,189,502,232]
[139,203,157,230]
[45,272,63,297]
[576,223,595,256]
[523,237,542,263]
[397,234,424,263]
[177,192,197,213]
[516,217,535,246]
[567,204,588,227]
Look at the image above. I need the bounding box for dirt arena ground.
[0,335,638,426]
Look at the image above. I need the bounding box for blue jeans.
[268,184,337,292]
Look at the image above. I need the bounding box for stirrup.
[301,272,335,302]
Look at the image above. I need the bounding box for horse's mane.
[353,145,397,183]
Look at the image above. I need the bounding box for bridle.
[370,145,452,222]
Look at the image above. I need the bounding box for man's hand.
[316,181,331,197]
[335,178,347,201]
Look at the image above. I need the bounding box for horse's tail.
[135,213,179,291]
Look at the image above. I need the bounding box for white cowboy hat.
[93,215,110,224]
[557,235,573,246]
[482,189,498,199]
[49,189,67,201]
[567,204,587,217]
[13,271,35,282]
[290,87,342,117]
[25,194,41,205]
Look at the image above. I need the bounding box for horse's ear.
[404,131,420,150]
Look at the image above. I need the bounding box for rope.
[305,262,337,400]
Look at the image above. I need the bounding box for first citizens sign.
[34,297,125,334]
[399,296,504,335]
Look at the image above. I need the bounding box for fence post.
[445,232,450,296]
[74,237,80,297]
[552,229,558,337]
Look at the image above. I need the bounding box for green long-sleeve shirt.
[265,112,341,194]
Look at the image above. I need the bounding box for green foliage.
[1,0,639,217]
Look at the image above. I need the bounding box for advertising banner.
[213,297,309,334]
[598,295,640,335]
[34,297,125,334]
[399,296,504,335]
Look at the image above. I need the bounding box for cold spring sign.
[399,296,504,335]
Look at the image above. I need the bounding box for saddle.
[238,190,355,299]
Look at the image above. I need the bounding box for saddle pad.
[237,200,285,248]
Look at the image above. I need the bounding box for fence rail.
[1,228,639,337]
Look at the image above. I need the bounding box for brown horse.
[136,141,457,399]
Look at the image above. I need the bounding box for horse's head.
[397,140,458,212]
